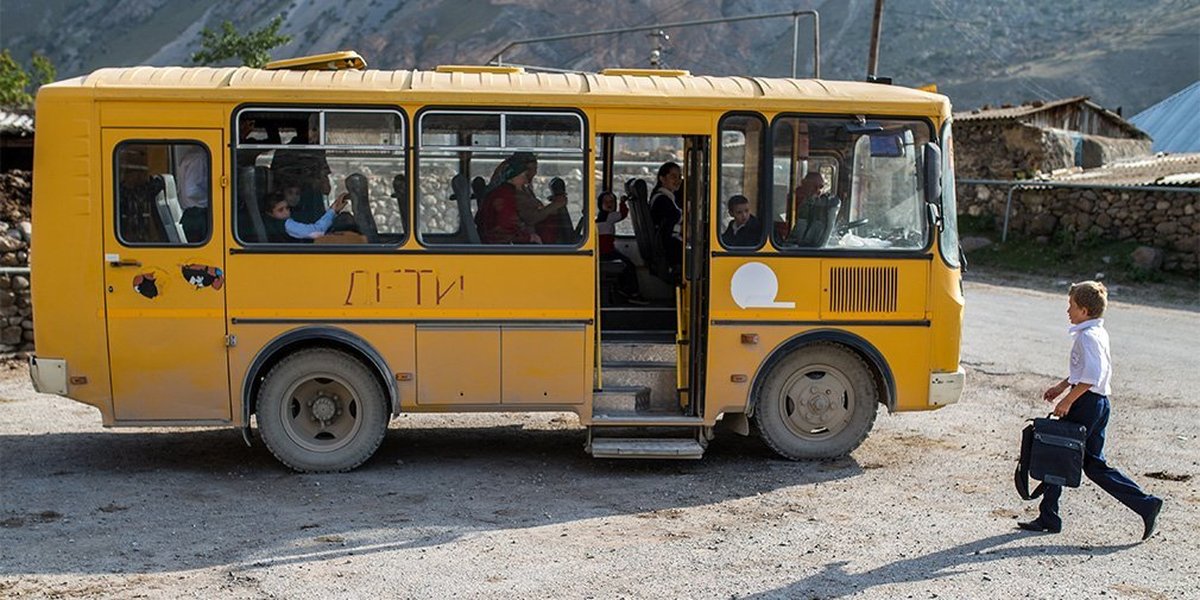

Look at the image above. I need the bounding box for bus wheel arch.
[241,328,398,470]
[746,331,894,460]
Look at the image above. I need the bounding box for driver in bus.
[792,171,824,213]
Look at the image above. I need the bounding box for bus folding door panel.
[415,325,501,405]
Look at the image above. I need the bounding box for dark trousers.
[180,206,208,243]
[1038,391,1158,529]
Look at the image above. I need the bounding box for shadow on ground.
[744,532,1138,599]
[0,421,863,576]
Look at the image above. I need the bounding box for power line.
[890,8,1199,37]
[929,0,1060,101]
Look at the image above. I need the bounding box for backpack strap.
[1014,421,1045,501]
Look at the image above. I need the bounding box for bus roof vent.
[601,68,690,77]
[264,51,367,71]
[435,65,525,75]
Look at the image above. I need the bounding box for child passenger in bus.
[649,161,684,275]
[596,190,646,304]
[263,191,349,242]
[721,194,761,247]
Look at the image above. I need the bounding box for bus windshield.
[771,117,932,251]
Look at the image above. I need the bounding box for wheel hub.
[798,384,837,424]
[310,395,338,422]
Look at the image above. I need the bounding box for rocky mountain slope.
[2,0,1197,114]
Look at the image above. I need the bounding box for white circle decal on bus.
[730,262,795,309]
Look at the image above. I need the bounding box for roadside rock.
[1130,246,1164,271]
[960,236,994,253]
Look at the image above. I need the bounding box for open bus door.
[680,135,710,418]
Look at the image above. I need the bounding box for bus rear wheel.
[753,343,878,460]
[257,348,389,472]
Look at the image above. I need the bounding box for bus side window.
[115,141,210,247]
[417,111,586,247]
[718,114,767,249]
[234,108,407,246]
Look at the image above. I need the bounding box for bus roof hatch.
[264,51,367,71]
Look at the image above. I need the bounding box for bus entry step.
[588,437,705,459]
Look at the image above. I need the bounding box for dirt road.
[1,279,1196,599]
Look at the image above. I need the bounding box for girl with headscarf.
[477,158,539,244]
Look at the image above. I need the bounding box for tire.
[257,348,389,472]
[752,342,879,460]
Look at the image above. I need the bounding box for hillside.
[1,0,1196,114]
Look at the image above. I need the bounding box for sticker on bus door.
[181,264,225,290]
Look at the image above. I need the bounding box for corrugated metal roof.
[54,65,945,107]
[0,110,34,135]
[1130,81,1200,153]
[1046,153,1200,187]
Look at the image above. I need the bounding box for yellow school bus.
[29,52,964,472]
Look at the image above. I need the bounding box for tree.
[0,50,55,108]
[191,15,292,69]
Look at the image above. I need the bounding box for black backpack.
[1015,416,1088,500]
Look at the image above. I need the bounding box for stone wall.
[0,170,33,356]
[959,182,1200,273]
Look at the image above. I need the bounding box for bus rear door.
[101,129,230,422]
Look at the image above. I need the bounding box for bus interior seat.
[790,195,842,247]
[153,174,187,244]
[470,176,487,203]
[451,174,480,244]
[238,166,269,243]
[625,178,669,281]
[345,173,379,243]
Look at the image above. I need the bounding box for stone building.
[0,109,34,171]
[954,97,1151,180]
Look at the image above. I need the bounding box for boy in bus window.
[721,194,761,247]
[264,191,349,242]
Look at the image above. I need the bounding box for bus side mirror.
[923,143,943,206]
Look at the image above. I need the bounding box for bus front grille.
[828,266,898,313]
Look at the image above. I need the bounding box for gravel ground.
[1,280,1196,599]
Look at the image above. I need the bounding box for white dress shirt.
[1068,318,1111,396]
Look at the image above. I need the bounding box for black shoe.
[1141,498,1163,541]
[1017,518,1061,533]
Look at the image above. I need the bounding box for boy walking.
[1018,281,1164,540]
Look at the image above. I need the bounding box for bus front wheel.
[753,343,878,460]
[257,348,389,472]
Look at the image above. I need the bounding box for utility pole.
[647,29,669,68]
[867,0,885,79]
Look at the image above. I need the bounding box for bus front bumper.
[29,356,68,395]
[929,367,965,407]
